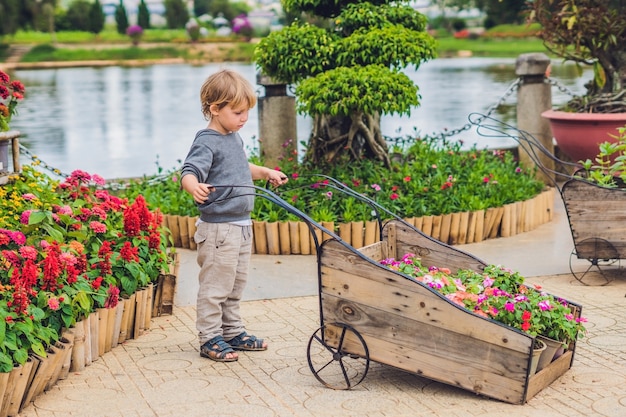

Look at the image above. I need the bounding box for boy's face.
[210,103,249,134]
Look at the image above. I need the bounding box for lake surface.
[9,58,591,179]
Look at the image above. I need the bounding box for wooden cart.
[470,113,626,285]
[249,179,581,405]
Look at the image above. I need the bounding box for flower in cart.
[380,253,587,344]
[0,70,26,132]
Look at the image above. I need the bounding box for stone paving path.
[16,270,626,417]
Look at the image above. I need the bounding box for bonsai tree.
[254,1,437,167]
[528,0,626,113]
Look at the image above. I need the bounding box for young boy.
[181,69,288,362]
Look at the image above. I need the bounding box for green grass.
[436,37,549,57]
[20,44,186,62]
[1,27,245,45]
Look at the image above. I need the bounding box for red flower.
[522,310,532,321]
[104,284,120,309]
[91,276,104,290]
[120,241,139,262]
[390,193,399,200]
[124,208,141,237]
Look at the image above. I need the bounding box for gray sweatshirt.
[181,129,254,223]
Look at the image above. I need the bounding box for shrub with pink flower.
[232,14,253,40]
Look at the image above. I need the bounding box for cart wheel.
[569,238,619,286]
[306,323,370,390]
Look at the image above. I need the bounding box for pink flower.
[504,302,515,312]
[22,193,36,200]
[20,210,32,225]
[58,205,73,215]
[371,184,381,192]
[538,300,552,311]
[48,297,60,311]
[90,221,107,233]
[19,246,38,260]
[91,174,105,186]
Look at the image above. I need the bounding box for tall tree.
[475,0,527,28]
[164,0,189,29]
[66,0,92,31]
[137,0,150,29]
[115,0,129,35]
[193,0,210,17]
[255,1,437,166]
[0,0,21,36]
[88,0,105,34]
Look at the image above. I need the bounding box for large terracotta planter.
[541,109,626,163]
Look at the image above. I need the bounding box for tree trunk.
[305,112,391,167]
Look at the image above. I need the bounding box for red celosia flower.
[21,259,39,289]
[42,244,62,291]
[91,276,104,290]
[120,241,139,262]
[123,208,141,237]
[104,284,120,309]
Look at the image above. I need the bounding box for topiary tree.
[254,1,437,167]
[115,0,129,35]
[137,0,150,29]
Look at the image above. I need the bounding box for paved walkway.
[17,193,626,417]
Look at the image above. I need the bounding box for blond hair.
[200,69,257,121]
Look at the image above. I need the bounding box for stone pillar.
[515,53,554,184]
[256,73,297,169]
[0,130,20,184]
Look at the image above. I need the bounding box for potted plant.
[528,0,626,162]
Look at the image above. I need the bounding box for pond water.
[9,58,591,179]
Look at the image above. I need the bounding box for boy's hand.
[267,170,288,187]
[192,183,215,204]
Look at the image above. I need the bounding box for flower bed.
[160,186,555,252]
[0,165,174,413]
[118,137,549,252]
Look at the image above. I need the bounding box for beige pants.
[194,222,252,345]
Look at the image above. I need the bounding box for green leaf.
[31,341,47,358]
[28,211,47,225]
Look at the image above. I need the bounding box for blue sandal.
[226,332,267,351]
[200,336,238,362]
